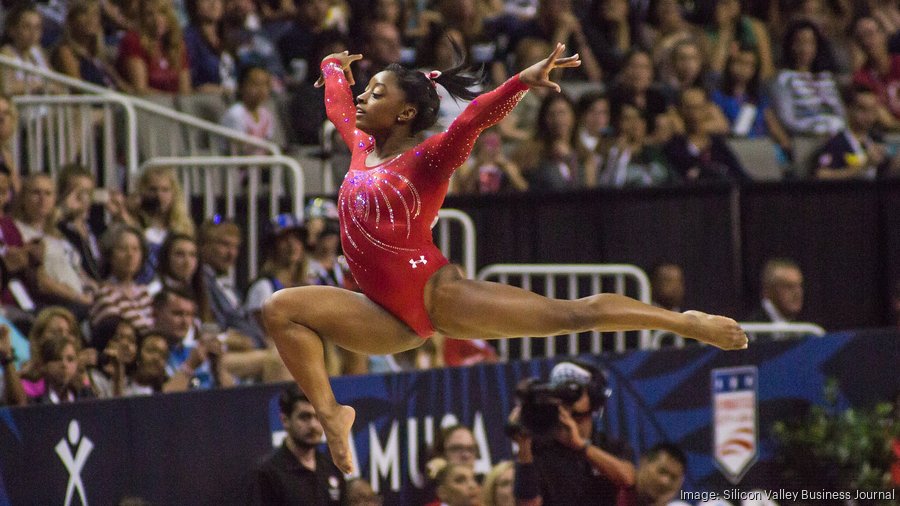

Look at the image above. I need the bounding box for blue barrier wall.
[2,329,898,505]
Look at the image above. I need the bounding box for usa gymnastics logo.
[712,366,758,484]
[55,420,94,506]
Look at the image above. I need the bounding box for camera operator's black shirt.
[531,431,634,505]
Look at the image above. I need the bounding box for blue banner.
[1,329,898,504]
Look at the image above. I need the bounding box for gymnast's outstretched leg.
[425,265,748,349]
[262,286,424,474]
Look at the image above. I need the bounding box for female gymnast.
[263,43,748,474]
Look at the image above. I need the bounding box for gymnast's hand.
[315,51,363,88]
[518,42,581,93]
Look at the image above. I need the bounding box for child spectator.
[220,65,276,154]
[482,461,514,506]
[88,317,139,398]
[245,214,308,328]
[575,91,612,155]
[29,334,94,404]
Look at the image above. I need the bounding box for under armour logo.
[55,420,93,506]
[409,256,427,268]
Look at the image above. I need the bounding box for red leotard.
[322,59,528,337]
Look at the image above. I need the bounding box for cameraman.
[510,361,635,505]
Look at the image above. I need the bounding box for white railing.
[12,94,138,187]
[649,321,827,349]
[434,209,476,279]
[476,264,652,360]
[321,120,338,194]
[0,55,280,180]
[139,156,304,280]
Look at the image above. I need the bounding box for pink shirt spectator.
[220,102,275,155]
[853,54,900,119]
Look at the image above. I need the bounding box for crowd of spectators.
[1,0,900,193]
[0,0,878,409]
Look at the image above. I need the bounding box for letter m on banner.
[712,366,758,484]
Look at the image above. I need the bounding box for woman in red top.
[117,0,191,94]
[263,43,748,474]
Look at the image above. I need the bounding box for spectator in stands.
[608,49,673,144]
[222,0,287,85]
[701,0,774,81]
[90,224,154,335]
[514,92,599,191]
[505,0,602,82]
[53,0,131,91]
[286,29,349,144]
[774,0,850,74]
[581,0,649,80]
[643,0,703,76]
[511,360,634,505]
[56,164,102,282]
[481,461,514,506]
[117,0,192,94]
[431,424,480,470]
[99,0,141,36]
[154,233,214,321]
[183,0,238,93]
[453,129,528,194]
[28,334,94,404]
[0,163,38,328]
[353,20,404,84]
[198,218,265,347]
[87,317,139,398]
[747,258,805,324]
[153,287,234,391]
[813,85,900,180]
[575,91,612,155]
[109,165,196,282]
[659,39,710,102]
[12,173,96,317]
[245,214,308,328]
[597,102,676,188]
[304,197,339,252]
[415,24,476,134]
[220,65,276,155]
[496,37,553,143]
[345,477,382,506]
[772,20,846,136]
[851,16,900,125]
[616,443,687,506]
[0,94,20,192]
[249,383,346,505]
[276,0,332,84]
[425,460,482,506]
[257,0,300,42]
[0,3,55,96]
[664,87,748,183]
[0,325,27,406]
[18,306,83,391]
[712,46,792,156]
[650,262,685,312]
[130,330,170,394]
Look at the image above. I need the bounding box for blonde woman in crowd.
[116,0,191,94]
[481,461,514,506]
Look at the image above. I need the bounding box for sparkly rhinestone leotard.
[321,58,528,337]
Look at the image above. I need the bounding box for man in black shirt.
[512,361,635,505]
[250,384,347,505]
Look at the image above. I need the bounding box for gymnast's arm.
[318,52,364,149]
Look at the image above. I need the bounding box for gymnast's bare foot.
[319,404,356,474]
[682,310,748,350]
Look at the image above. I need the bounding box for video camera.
[505,360,611,439]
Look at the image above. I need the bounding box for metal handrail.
[435,209,476,279]
[0,55,281,175]
[139,156,305,280]
[12,94,138,186]
[476,264,652,359]
[649,321,827,349]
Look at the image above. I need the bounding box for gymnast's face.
[355,72,417,135]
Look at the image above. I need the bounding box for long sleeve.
[321,58,359,150]
[424,75,529,180]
